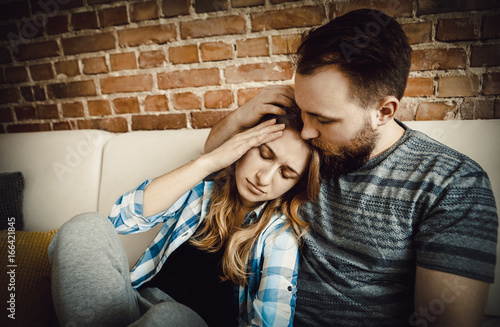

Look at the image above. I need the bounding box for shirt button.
[287,286,293,292]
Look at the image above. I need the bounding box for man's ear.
[374,96,399,126]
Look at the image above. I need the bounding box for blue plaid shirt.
[109,179,299,326]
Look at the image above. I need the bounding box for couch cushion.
[0,130,115,231]
[406,120,500,316]
[97,129,210,268]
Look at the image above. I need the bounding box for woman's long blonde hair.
[190,106,321,285]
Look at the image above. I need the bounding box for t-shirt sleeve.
[414,169,498,283]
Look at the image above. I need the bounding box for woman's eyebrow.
[266,144,300,176]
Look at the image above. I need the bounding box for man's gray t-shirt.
[294,121,498,326]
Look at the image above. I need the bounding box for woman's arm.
[250,226,300,327]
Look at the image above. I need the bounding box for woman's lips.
[246,179,265,195]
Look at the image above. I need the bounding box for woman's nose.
[256,168,274,186]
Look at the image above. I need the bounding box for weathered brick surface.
[411,48,467,71]
[225,62,293,84]
[483,14,500,40]
[471,44,500,67]
[436,18,481,42]
[272,34,301,55]
[0,87,21,104]
[191,110,231,129]
[118,25,176,47]
[55,60,80,77]
[30,63,54,81]
[238,88,262,105]
[200,42,233,61]
[181,16,246,39]
[483,73,500,95]
[461,99,496,120]
[99,6,128,27]
[101,75,153,94]
[132,114,187,130]
[404,77,434,97]
[48,81,97,99]
[83,57,109,75]
[62,102,85,117]
[0,108,13,123]
[62,33,115,55]
[402,22,432,44]
[415,102,457,120]
[162,0,190,17]
[37,104,59,119]
[131,1,159,22]
[88,100,112,116]
[158,69,220,89]
[78,117,128,132]
[46,16,69,35]
[110,52,137,71]
[237,38,269,57]
[139,50,166,68]
[16,41,60,61]
[437,76,480,97]
[5,66,28,83]
[173,92,201,110]
[113,97,140,114]
[15,105,37,121]
[144,95,169,111]
[72,11,98,30]
[7,123,51,133]
[331,0,413,18]
[170,45,199,64]
[205,90,233,108]
[251,6,325,31]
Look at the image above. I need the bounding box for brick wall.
[0,0,499,133]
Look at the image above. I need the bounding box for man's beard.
[312,120,378,179]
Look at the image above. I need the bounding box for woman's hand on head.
[200,119,285,174]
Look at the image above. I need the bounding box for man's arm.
[204,85,295,153]
[412,266,490,327]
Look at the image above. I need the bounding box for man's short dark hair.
[295,9,412,108]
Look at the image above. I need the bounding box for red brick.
[415,102,457,120]
[5,66,28,83]
[191,110,231,129]
[32,85,46,101]
[195,0,228,13]
[484,73,500,95]
[252,6,325,32]
[99,6,128,27]
[237,38,268,57]
[158,68,220,89]
[15,105,37,121]
[461,99,495,120]
[417,0,499,15]
[88,0,115,4]
[118,24,176,47]
[20,86,33,101]
[30,63,54,81]
[471,44,500,67]
[132,114,187,130]
[144,95,169,112]
[131,1,159,22]
[0,47,11,64]
[139,50,166,68]
[113,97,140,114]
[53,121,73,131]
[200,42,233,61]
[436,18,480,41]
[101,75,153,94]
[83,57,109,75]
[0,107,13,123]
[0,87,20,104]
[7,123,51,133]
[110,52,137,71]
[411,48,467,71]
[437,75,480,97]
[78,117,128,133]
[55,60,80,77]
[180,16,246,39]
[272,34,301,55]
[30,0,82,12]
[204,90,233,109]
[37,104,59,119]
[394,101,416,121]
[48,80,97,99]
[238,87,262,106]
[72,11,98,30]
[46,15,69,35]
[402,22,432,45]
[162,0,190,17]
[482,14,500,40]
[232,0,265,7]
[173,92,201,110]
[88,99,111,116]
[331,0,413,18]
[62,102,84,117]
[16,40,60,61]
[403,77,434,97]
[169,45,199,64]
[225,62,293,84]
[62,33,115,55]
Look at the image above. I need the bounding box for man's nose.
[301,121,319,140]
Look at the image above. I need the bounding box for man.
[204,9,498,326]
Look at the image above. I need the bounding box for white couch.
[0,120,499,319]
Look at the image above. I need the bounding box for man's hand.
[204,85,295,153]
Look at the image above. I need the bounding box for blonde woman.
[49,106,320,327]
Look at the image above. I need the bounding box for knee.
[142,302,208,327]
[58,212,112,236]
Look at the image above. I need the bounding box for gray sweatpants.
[48,212,208,327]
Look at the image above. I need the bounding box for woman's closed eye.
[259,145,273,160]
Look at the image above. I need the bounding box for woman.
[49,107,320,326]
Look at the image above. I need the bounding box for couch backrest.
[0,130,114,231]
